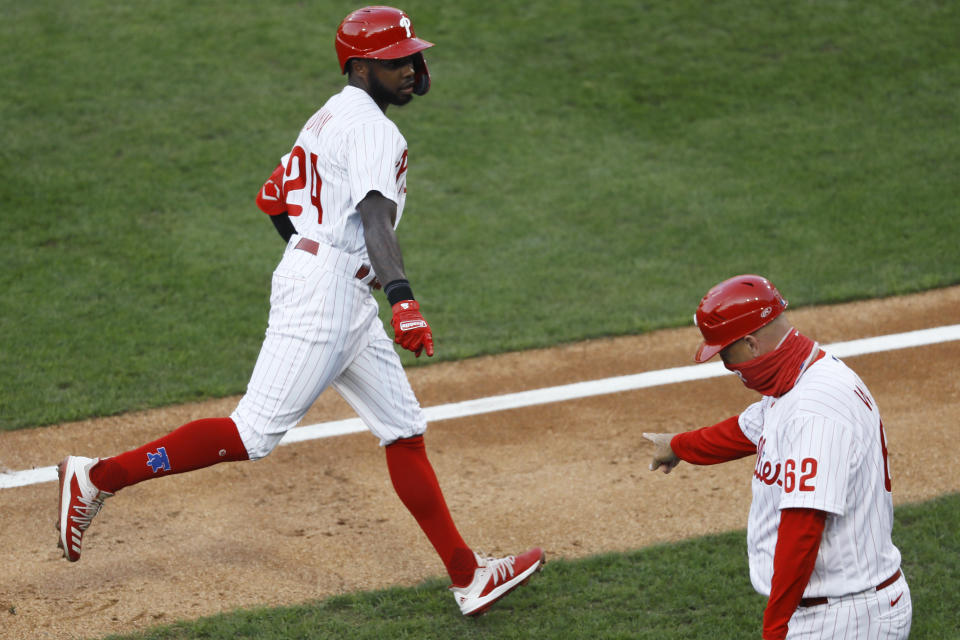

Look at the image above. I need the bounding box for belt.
[294,237,375,284]
[798,569,901,608]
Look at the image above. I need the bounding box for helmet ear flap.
[412,52,430,95]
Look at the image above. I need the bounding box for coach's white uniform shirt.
[738,354,901,599]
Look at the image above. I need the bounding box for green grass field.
[2,0,958,431]
[3,0,959,638]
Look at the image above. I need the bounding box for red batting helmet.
[335,6,434,95]
[693,275,788,363]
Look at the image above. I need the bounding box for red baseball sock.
[89,417,249,493]
[385,435,478,587]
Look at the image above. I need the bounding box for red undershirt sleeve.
[669,415,756,465]
[255,163,287,216]
[763,508,827,640]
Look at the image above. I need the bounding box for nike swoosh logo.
[890,593,903,607]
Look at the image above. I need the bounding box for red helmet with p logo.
[335,6,434,95]
[693,275,788,363]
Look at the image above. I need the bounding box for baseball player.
[643,275,911,639]
[56,6,543,617]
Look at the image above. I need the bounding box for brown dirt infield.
[1,286,959,640]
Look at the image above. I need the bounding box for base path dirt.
[2,286,959,640]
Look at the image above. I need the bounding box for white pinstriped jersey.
[738,353,901,598]
[279,85,408,263]
[230,85,425,455]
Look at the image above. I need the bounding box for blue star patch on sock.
[146,447,171,473]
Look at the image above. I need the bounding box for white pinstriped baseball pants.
[786,572,912,639]
[232,236,426,459]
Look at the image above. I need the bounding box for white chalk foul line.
[4,324,959,490]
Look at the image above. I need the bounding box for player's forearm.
[358,192,407,286]
[270,213,296,243]
[763,508,826,639]
[670,415,756,465]
[363,218,407,285]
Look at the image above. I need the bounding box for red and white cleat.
[57,456,113,562]
[450,547,545,616]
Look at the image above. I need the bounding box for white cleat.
[56,456,113,562]
[451,547,545,616]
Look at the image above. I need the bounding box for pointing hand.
[642,432,681,474]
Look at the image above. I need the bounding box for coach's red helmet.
[335,6,434,95]
[693,275,788,363]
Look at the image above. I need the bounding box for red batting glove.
[391,300,434,357]
[255,163,286,216]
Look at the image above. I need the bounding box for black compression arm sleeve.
[270,213,297,243]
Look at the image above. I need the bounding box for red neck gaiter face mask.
[725,329,823,397]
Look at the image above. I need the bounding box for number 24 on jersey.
[283,145,323,223]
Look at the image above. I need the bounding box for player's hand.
[642,432,681,474]
[391,300,434,357]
